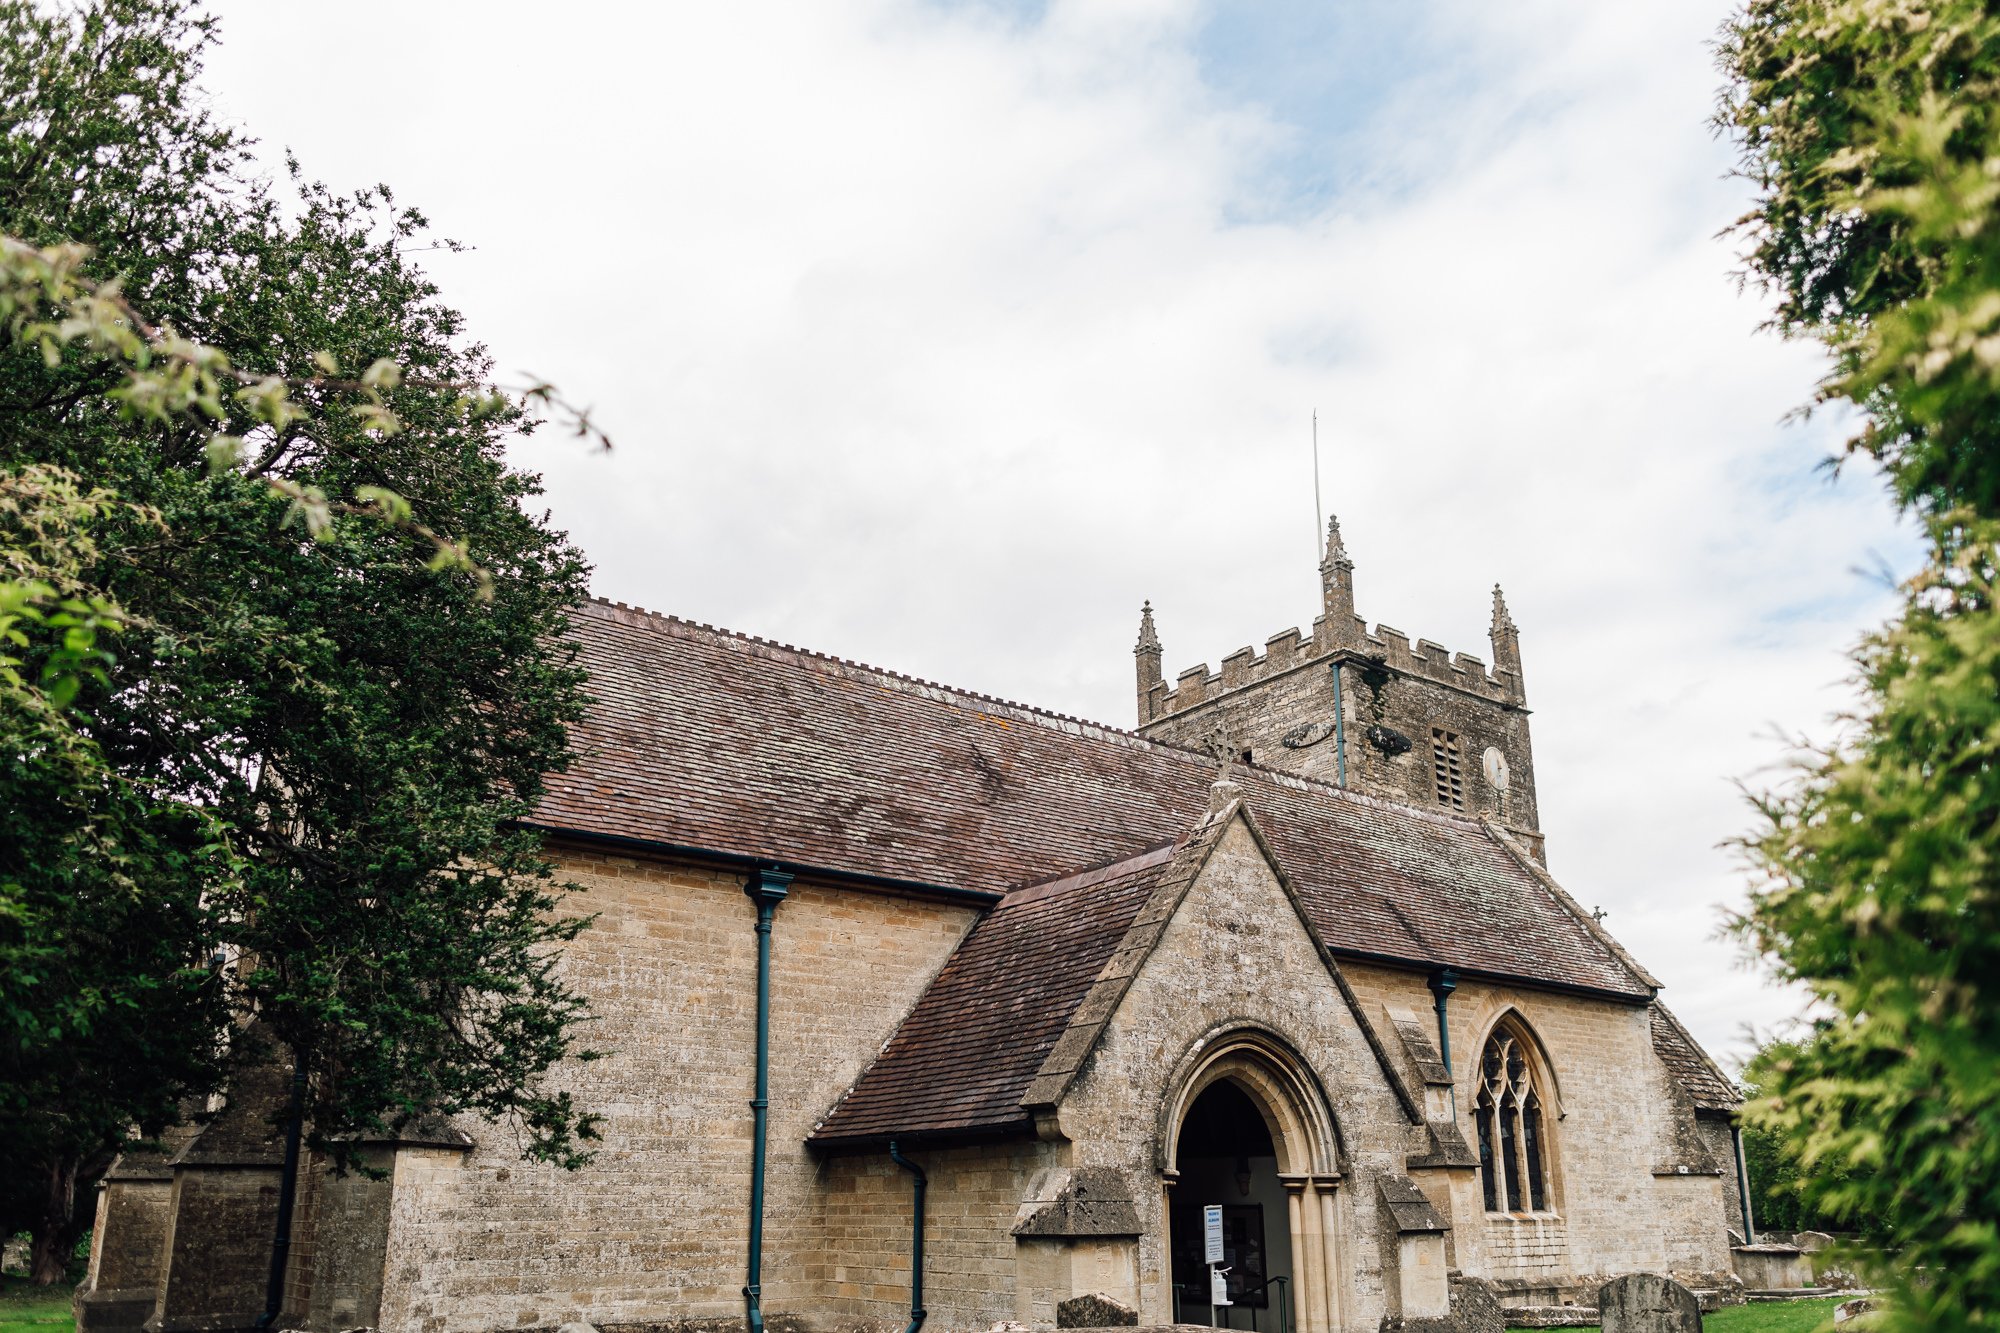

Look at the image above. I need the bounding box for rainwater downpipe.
[1427,969,1458,1118]
[256,1056,307,1330]
[1330,662,1347,788]
[744,867,794,1333]
[889,1141,928,1333]
[1731,1121,1756,1244]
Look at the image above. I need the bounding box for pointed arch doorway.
[1169,1081,1291,1327]
[1160,1029,1347,1333]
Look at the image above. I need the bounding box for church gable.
[1049,801,1444,1328]
[815,788,1429,1152]
[1064,800,1421,1153]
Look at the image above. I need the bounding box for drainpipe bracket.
[746,866,794,906]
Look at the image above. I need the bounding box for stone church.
[82,522,1752,1333]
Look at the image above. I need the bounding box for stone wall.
[371,845,981,1333]
[802,813,1431,1333]
[1337,963,1733,1296]
[79,1144,183,1333]
[151,1168,283,1332]
[815,1141,1064,1329]
[144,1055,292,1333]
[1698,1118,1750,1240]
[299,1146,397,1331]
[170,828,1728,1333]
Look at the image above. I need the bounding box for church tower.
[1133,521,1545,859]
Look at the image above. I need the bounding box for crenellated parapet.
[1136,515,1528,726]
[1143,615,1523,724]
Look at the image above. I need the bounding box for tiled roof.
[1650,1004,1740,1113]
[534,601,1655,1000]
[810,844,1177,1144]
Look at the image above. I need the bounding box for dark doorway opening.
[1170,1080,1294,1329]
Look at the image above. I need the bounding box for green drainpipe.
[888,1141,928,1333]
[1731,1121,1756,1243]
[255,1056,306,1331]
[1330,662,1347,787]
[744,867,793,1333]
[1427,969,1458,1117]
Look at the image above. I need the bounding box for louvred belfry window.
[1431,728,1464,809]
[1475,1027,1553,1214]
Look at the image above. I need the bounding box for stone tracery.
[1476,1023,1554,1214]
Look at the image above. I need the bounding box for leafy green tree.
[1720,3,2000,1327]
[0,464,230,1284]
[1733,540,2000,1325]
[1737,1039,1871,1237]
[1720,0,2000,516]
[2,0,605,1283]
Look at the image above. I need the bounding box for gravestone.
[1055,1292,1137,1327]
[1598,1274,1700,1333]
[1448,1274,1507,1333]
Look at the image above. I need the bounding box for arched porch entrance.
[1160,1028,1347,1333]
[1170,1080,1291,1327]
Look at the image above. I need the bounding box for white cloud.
[201,0,1911,1067]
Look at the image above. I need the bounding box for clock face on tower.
[1482,746,1510,791]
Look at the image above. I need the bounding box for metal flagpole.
[1312,411,1322,554]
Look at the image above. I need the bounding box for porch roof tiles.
[808,844,1177,1145]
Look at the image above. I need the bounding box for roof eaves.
[526,823,1005,907]
[805,1116,1036,1154]
[1324,945,1655,1005]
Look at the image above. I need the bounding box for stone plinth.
[1731,1244,1812,1292]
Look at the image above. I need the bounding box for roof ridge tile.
[581,594,1196,751]
[577,596,1501,836]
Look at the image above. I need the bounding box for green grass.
[1703,1297,1850,1333]
[1509,1295,1852,1333]
[0,1277,74,1333]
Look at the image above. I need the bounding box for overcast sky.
[201,0,1915,1069]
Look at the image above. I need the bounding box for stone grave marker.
[1055,1292,1137,1327]
[1598,1273,1701,1333]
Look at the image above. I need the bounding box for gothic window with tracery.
[1475,1025,1551,1213]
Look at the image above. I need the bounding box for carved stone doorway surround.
[1158,1026,1348,1333]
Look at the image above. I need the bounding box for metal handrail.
[1184,1273,1290,1333]
[1231,1274,1290,1333]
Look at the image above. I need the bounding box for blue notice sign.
[1203,1204,1225,1265]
